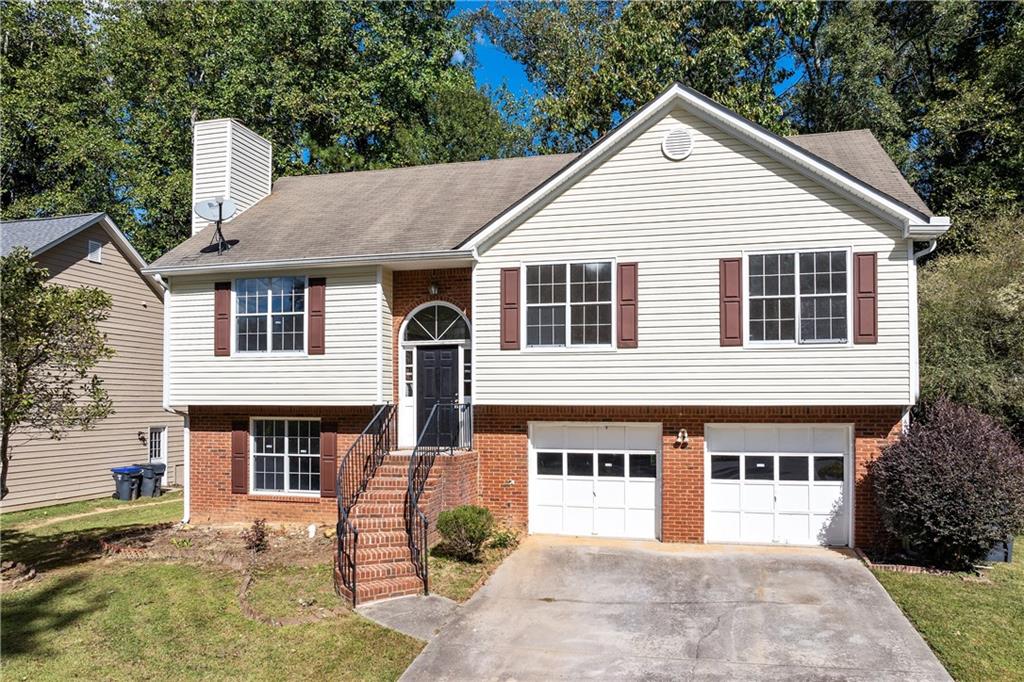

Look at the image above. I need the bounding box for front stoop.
[333,454,440,604]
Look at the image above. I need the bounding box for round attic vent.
[662,125,694,161]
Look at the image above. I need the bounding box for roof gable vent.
[662,125,694,161]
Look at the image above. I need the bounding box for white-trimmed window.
[87,239,103,263]
[747,250,849,344]
[235,277,306,352]
[526,261,612,347]
[251,419,320,494]
[148,426,166,462]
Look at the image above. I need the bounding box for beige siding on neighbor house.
[166,267,380,405]
[473,106,914,406]
[3,224,184,511]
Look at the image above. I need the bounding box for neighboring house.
[147,85,949,603]
[0,213,184,511]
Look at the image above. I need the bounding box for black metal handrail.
[335,403,396,606]
[405,401,472,594]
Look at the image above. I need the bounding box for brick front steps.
[333,454,440,605]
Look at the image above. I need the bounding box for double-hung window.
[747,250,849,344]
[525,262,612,347]
[251,419,320,494]
[235,277,306,352]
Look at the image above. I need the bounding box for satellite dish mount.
[193,197,237,255]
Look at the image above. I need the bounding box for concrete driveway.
[400,535,949,681]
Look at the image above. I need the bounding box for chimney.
[191,119,272,235]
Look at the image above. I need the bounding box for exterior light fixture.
[428,281,440,296]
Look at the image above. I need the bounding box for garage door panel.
[779,428,813,453]
[564,480,594,506]
[596,508,626,536]
[532,424,565,450]
[626,509,656,538]
[594,425,625,450]
[741,484,774,512]
[741,513,774,541]
[564,426,596,449]
[595,480,625,507]
[707,427,745,453]
[743,426,779,453]
[776,514,811,544]
[564,506,593,535]
[625,480,656,509]
[810,485,843,512]
[813,427,847,453]
[708,511,740,541]
[776,485,810,512]
[709,482,740,509]
[626,426,660,451]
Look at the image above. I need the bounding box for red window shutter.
[500,267,520,350]
[308,277,326,355]
[853,253,878,344]
[230,420,248,494]
[214,282,231,356]
[617,262,638,348]
[719,258,743,346]
[320,421,337,498]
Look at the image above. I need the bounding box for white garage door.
[705,424,851,547]
[529,423,661,539]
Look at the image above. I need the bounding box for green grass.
[1,494,422,681]
[428,545,513,602]
[872,539,1024,682]
[2,491,181,528]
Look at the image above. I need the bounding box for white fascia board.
[143,249,477,277]
[464,83,950,254]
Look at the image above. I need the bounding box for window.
[710,455,740,480]
[748,250,848,344]
[463,350,472,398]
[536,451,563,476]
[87,239,102,263]
[235,277,305,352]
[629,454,657,478]
[148,426,165,462]
[598,453,625,477]
[526,261,612,347]
[251,419,320,494]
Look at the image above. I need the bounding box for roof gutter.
[144,248,477,277]
[905,216,951,240]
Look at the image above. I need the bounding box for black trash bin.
[111,466,144,500]
[149,463,167,497]
[136,463,167,498]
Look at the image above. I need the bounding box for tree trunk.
[1,426,10,500]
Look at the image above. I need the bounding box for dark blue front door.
[416,345,458,447]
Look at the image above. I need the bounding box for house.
[146,85,949,603]
[0,213,184,511]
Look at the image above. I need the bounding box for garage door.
[529,423,661,539]
[705,425,851,547]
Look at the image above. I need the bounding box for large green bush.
[436,505,494,562]
[873,399,1024,570]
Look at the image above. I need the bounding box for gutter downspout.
[913,239,937,263]
[905,238,938,434]
[162,283,191,523]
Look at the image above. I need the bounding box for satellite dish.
[193,197,237,222]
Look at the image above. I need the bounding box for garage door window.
[567,452,593,476]
[745,456,774,480]
[711,455,741,479]
[598,453,625,476]
[629,454,657,478]
[537,451,563,475]
[814,456,844,481]
[779,456,809,480]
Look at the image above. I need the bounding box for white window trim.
[741,246,854,348]
[231,275,310,357]
[148,426,167,462]
[248,417,322,497]
[520,258,618,352]
[87,239,103,263]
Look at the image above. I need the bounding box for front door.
[416,345,459,447]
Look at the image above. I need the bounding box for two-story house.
[147,84,949,604]
[1,213,184,510]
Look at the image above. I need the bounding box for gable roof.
[462,83,949,252]
[149,154,576,272]
[787,130,932,217]
[1,213,106,257]
[1,213,163,294]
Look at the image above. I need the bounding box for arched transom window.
[405,304,469,342]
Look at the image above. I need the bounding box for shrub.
[489,528,519,550]
[872,398,1024,570]
[436,505,493,561]
[242,519,270,554]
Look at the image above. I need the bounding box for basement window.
[250,419,320,494]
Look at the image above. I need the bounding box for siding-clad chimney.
[191,119,272,235]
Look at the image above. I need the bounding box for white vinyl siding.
[473,106,913,406]
[167,267,379,405]
[380,267,394,403]
[191,119,271,235]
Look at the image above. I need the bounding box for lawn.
[872,539,1024,682]
[428,545,514,602]
[1,495,422,681]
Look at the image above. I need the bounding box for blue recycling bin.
[111,465,144,500]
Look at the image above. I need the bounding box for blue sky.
[451,1,802,102]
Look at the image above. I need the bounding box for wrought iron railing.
[335,403,396,606]
[405,401,472,594]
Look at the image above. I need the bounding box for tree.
[2,0,522,260]
[917,212,1024,440]
[0,247,114,500]
[480,0,816,151]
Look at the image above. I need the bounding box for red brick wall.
[424,450,480,543]
[189,405,373,525]
[390,268,472,403]
[472,405,903,548]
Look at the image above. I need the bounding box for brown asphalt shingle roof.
[151,129,930,271]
